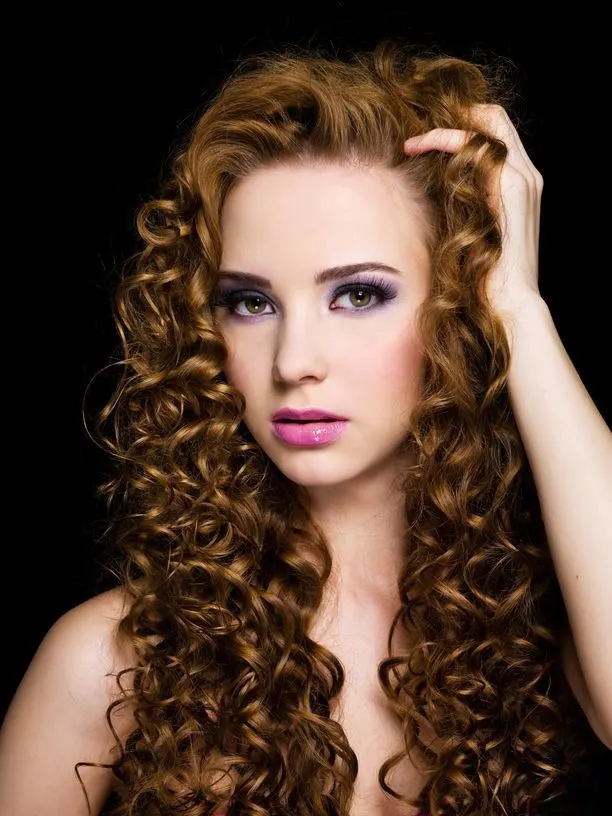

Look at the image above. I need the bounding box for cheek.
[395,330,424,395]
[223,358,250,391]
[222,344,265,403]
[218,331,246,386]
[356,324,424,399]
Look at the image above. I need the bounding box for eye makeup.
[211,273,398,319]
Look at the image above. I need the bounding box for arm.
[404,106,612,750]
[0,588,138,815]
[504,294,612,749]
[561,619,611,750]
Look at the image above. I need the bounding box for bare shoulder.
[52,585,137,674]
[29,586,138,708]
[0,586,139,816]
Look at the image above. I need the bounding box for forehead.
[220,161,431,272]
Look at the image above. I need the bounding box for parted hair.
[82,40,589,816]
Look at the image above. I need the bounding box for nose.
[272,311,328,384]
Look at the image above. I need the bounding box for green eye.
[213,276,397,319]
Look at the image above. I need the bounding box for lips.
[271,417,349,446]
[275,418,335,424]
[271,407,348,422]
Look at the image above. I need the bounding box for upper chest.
[306,602,436,816]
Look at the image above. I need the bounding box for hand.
[403,104,544,322]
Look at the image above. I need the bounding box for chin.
[272,455,362,488]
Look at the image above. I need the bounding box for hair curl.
[79,40,590,816]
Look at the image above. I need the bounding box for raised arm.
[404,106,612,748]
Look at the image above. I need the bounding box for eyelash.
[211,275,397,318]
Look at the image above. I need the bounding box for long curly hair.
[79,40,590,816]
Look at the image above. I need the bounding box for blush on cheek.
[388,326,422,374]
[382,332,425,404]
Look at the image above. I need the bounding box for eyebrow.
[216,262,402,288]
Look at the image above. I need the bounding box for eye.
[211,275,397,319]
[331,276,398,312]
[212,292,273,317]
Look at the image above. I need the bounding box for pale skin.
[0,103,610,816]
[215,157,432,615]
[402,104,612,748]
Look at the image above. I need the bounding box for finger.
[403,128,475,155]
[470,105,527,164]
[404,114,541,195]
[469,104,538,179]
[403,127,501,203]
[469,105,516,143]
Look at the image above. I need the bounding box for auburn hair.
[80,40,589,815]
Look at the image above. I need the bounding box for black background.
[4,5,610,810]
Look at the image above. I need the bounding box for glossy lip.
[271,407,348,421]
[271,418,349,446]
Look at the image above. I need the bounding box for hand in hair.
[403,103,543,326]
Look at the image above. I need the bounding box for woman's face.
[214,160,431,490]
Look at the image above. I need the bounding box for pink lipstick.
[271,407,349,447]
[272,419,348,446]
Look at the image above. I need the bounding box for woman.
[0,40,609,816]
